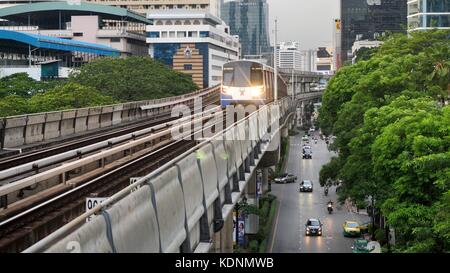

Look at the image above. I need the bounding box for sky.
[266,0,340,50]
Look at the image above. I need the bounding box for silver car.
[274,173,298,184]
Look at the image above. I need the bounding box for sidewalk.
[344,199,368,216]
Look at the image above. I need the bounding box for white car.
[309,128,315,132]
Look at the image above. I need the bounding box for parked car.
[274,173,297,184]
[299,180,313,192]
[343,221,361,237]
[305,218,323,236]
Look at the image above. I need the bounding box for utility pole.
[274,18,278,101]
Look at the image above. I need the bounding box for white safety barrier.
[106,185,160,253]
[150,166,186,253]
[176,153,204,251]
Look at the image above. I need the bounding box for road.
[269,131,370,253]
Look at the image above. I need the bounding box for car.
[343,221,362,237]
[358,222,370,235]
[309,128,315,133]
[299,180,313,192]
[351,238,370,253]
[302,147,312,159]
[274,173,297,184]
[305,218,323,236]
[302,135,309,142]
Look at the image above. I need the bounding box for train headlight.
[249,86,264,97]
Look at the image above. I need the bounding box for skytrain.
[220,60,287,106]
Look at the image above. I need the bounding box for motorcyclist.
[324,187,329,196]
[327,200,333,213]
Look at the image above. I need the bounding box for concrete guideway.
[24,98,294,253]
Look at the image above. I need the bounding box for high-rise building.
[340,0,407,64]
[277,42,302,70]
[407,0,450,31]
[221,0,270,58]
[147,10,240,88]
[299,49,317,72]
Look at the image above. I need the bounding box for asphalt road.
[270,131,370,253]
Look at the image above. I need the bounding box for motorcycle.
[327,203,333,214]
[324,187,328,196]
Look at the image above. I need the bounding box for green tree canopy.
[0,73,61,99]
[28,82,116,113]
[69,56,198,102]
[318,30,450,252]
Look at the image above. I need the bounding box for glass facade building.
[340,0,407,64]
[221,0,270,57]
[408,0,450,31]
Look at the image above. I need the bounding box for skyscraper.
[408,0,450,31]
[221,0,270,57]
[340,0,407,64]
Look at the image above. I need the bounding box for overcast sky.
[266,0,340,50]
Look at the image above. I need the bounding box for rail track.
[0,102,225,252]
[0,92,219,170]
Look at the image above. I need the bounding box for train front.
[220,61,268,107]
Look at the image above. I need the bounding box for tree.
[28,82,116,113]
[0,95,28,117]
[0,73,62,99]
[318,30,450,252]
[69,56,198,102]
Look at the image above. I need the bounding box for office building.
[340,0,407,64]
[221,0,270,57]
[277,42,302,70]
[147,10,240,88]
[87,0,221,16]
[407,0,450,31]
[316,47,333,75]
[0,1,222,17]
[299,49,317,72]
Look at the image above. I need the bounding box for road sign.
[86,197,107,222]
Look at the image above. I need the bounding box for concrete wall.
[0,86,218,149]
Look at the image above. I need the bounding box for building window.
[148,31,160,38]
[177,31,186,38]
[188,31,197,37]
[199,31,209,37]
[161,32,168,38]
[73,32,83,37]
[184,64,193,70]
[110,37,120,42]
[169,31,176,38]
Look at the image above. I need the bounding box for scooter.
[327,203,333,214]
[324,187,328,196]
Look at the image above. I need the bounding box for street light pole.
[274,18,278,102]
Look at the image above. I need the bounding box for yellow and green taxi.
[343,221,361,237]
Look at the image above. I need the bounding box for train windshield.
[223,62,263,87]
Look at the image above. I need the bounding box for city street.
[270,132,370,253]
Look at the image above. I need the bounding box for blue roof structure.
[0,29,120,56]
